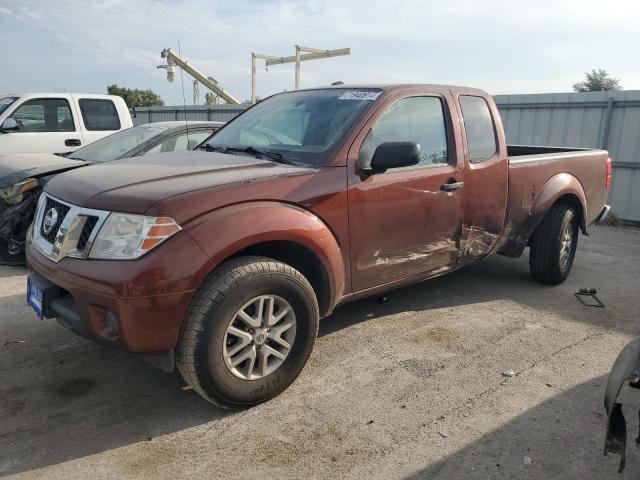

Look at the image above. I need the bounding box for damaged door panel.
[348,90,465,291]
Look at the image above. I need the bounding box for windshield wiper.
[200,144,226,153]
[203,144,295,165]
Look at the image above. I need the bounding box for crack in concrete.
[433,330,605,424]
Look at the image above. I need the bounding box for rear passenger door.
[348,92,465,291]
[456,94,508,260]
[6,97,81,154]
[76,98,122,146]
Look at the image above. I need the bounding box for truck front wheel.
[176,256,319,409]
[529,204,578,285]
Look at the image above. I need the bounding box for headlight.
[89,213,181,260]
[0,178,39,204]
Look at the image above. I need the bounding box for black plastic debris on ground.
[575,288,604,307]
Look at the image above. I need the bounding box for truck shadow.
[320,235,637,339]
[0,293,231,476]
[401,374,640,479]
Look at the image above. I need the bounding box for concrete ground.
[1,225,639,479]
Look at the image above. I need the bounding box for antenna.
[176,39,191,143]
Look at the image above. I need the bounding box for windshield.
[68,124,169,162]
[0,96,18,115]
[206,88,382,166]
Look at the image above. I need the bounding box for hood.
[0,153,86,189]
[45,150,313,213]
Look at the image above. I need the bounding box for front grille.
[77,216,98,253]
[40,197,71,244]
[32,193,110,263]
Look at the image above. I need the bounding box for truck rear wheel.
[529,204,578,285]
[176,256,319,409]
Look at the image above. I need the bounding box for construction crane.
[251,45,350,104]
[157,48,240,105]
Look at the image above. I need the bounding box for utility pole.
[251,52,285,104]
[295,46,301,90]
[251,46,350,104]
[193,79,199,105]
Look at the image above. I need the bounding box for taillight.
[605,157,612,191]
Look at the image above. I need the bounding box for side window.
[172,130,213,151]
[11,98,75,132]
[459,96,497,163]
[79,99,120,131]
[144,130,213,155]
[370,96,448,167]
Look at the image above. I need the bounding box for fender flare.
[530,173,588,234]
[184,201,346,311]
[497,173,588,258]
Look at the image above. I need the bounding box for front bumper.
[25,231,210,355]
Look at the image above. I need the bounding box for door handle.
[65,139,81,147]
[441,181,464,192]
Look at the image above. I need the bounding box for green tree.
[204,92,218,105]
[107,84,164,107]
[572,69,622,92]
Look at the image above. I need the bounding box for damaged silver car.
[0,121,222,264]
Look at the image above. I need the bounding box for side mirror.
[0,118,19,133]
[370,141,421,174]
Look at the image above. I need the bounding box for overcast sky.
[1,0,638,105]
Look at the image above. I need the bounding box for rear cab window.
[459,95,497,163]
[10,98,75,132]
[79,99,121,131]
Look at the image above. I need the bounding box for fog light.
[101,312,120,340]
[89,305,120,341]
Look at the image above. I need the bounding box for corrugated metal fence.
[134,90,640,222]
[495,90,640,223]
[131,104,249,124]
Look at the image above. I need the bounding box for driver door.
[347,93,465,292]
[4,98,82,154]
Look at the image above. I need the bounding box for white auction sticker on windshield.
[338,91,382,101]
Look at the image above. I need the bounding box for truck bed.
[496,144,608,257]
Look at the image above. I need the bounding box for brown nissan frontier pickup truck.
[25,85,611,408]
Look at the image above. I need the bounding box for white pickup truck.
[0,93,132,155]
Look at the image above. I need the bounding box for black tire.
[0,239,26,266]
[176,256,319,409]
[529,204,578,285]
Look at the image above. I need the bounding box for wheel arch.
[497,173,588,258]
[531,173,588,234]
[184,201,346,318]
[225,240,333,317]
[552,193,586,234]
